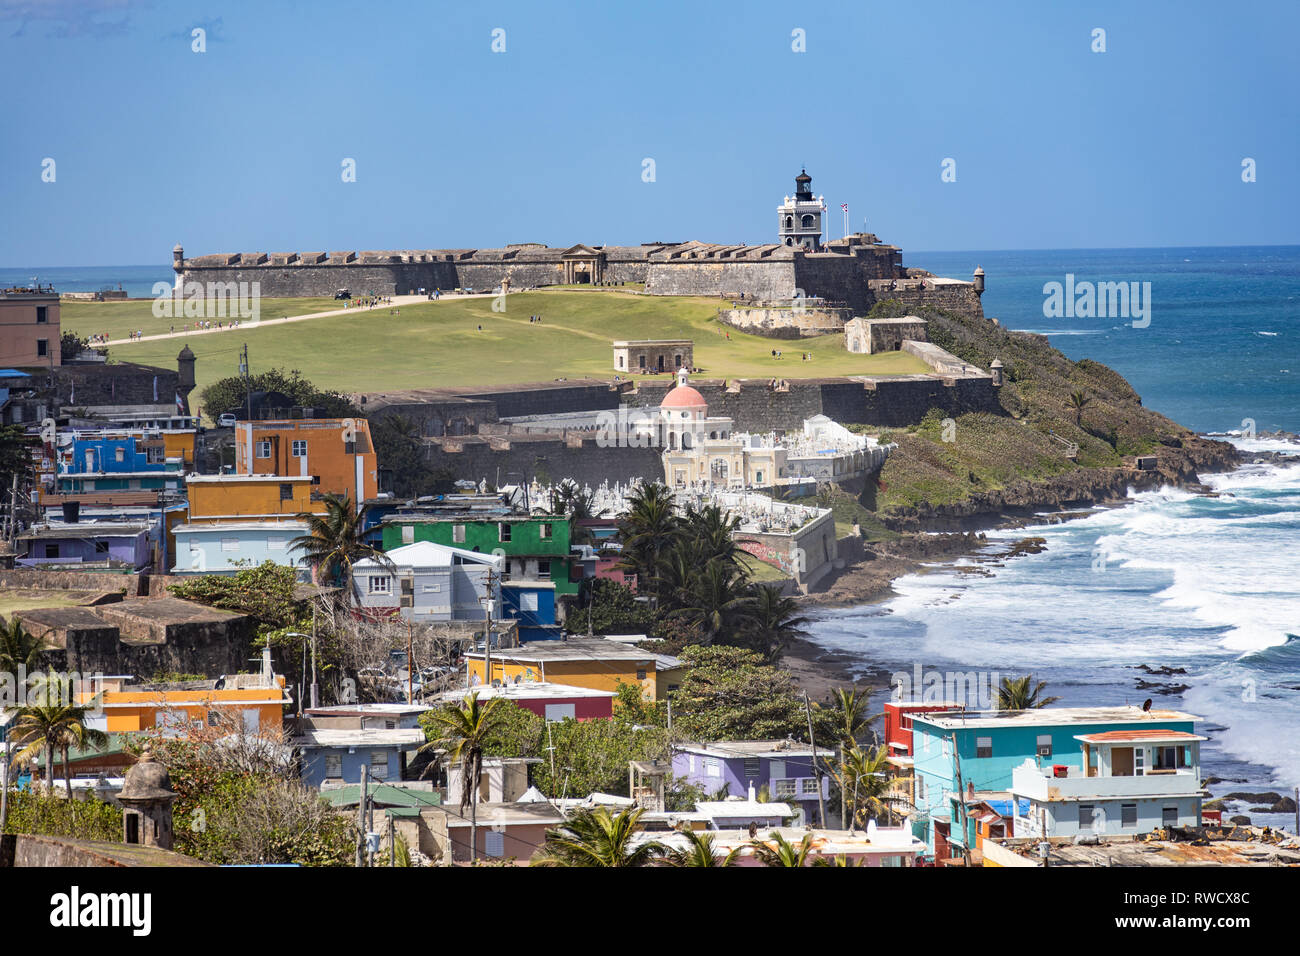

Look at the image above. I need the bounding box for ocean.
[808,245,1300,825]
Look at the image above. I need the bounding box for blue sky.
[2,0,1297,267]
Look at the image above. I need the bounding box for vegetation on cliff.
[862,306,1236,521]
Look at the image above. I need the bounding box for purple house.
[672,740,830,826]
[17,519,154,571]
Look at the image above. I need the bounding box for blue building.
[293,727,427,789]
[171,520,311,576]
[56,432,184,493]
[909,706,1202,859]
[500,581,561,642]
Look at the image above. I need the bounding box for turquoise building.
[909,706,1201,858]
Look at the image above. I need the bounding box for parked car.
[334,289,351,300]
[217,413,237,427]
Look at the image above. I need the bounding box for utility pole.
[310,605,319,708]
[355,763,369,868]
[951,734,972,866]
[388,811,396,867]
[406,620,414,705]
[239,343,251,422]
[803,692,826,828]
[480,566,498,688]
[7,473,19,549]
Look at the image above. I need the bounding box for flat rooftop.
[913,706,1201,731]
[438,681,616,703]
[676,740,818,759]
[293,728,426,748]
[466,638,679,667]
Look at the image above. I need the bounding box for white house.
[171,520,311,576]
[351,540,503,622]
[1009,728,1207,839]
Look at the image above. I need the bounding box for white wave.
[1256,330,1279,336]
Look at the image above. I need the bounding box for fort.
[174,171,985,319]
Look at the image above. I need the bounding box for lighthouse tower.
[777,169,824,250]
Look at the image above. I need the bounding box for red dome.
[660,385,707,410]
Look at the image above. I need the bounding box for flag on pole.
[840,203,849,212]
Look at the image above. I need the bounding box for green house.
[381,514,579,595]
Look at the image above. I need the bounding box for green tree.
[582,578,654,636]
[198,367,357,421]
[669,645,835,741]
[666,560,755,646]
[829,687,873,751]
[0,616,48,835]
[8,699,107,796]
[289,493,392,594]
[531,806,665,867]
[419,692,510,862]
[664,828,740,867]
[552,478,597,547]
[828,745,907,827]
[1068,390,1091,427]
[742,584,810,663]
[996,675,1061,710]
[617,482,680,600]
[168,561,301,627]
[0,424,36,487]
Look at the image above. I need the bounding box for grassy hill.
[861,305,1236,523]
[65,290,929,402]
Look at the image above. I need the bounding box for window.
[1154,746,1181,771]
[743,757,760,779]
[705,760,722,779]
[774,779,796,798]
[255,441,271,458]
[754,471,763,484]
[45,543,59,559]
[1162,806,1178,827]
[279,483,293,501]
[267,536,286,550]
[36,306,47,324]
[484,830,505,858]
[402,526,414,544]
[421,582,441,593]
[544,703,575,722]
[368,576,391,595]
[537,560,551,580]
[1036,735,1052,759]
[976,737,993,759]
[221,538,239,552]
[370,751,389,780]
[452,524,466,543]
[540,523,553,540]
[499,523,512,543]
[1121,803,1138,828]
[207,712,221,727]
[114,447,125,463]
[95,540,109,554]
[520,591,538,612]
[636,669,647,681]
[801,777,820,796]
[1078,804,1096,829]
[36,339,48,357]
[504,559,512,576]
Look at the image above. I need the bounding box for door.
[1111,747,1134,776]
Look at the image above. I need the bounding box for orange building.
[185,473,320,522]
[234,418,377,506]
[80,674,291,735]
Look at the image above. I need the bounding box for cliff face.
[867,307,1242,531]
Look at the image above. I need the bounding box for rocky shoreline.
[782,434,1265,699]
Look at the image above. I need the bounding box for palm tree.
[749,830,815,867]
[0,617,47,835]
[288,492,393,598]
[531,806,666,867]
[830,745,908,828]
[681,504,749,567]
[996,675,1061,710]
[1068,390,1091,427]
[8,699,106,797]
[418,692,507,862]
[552,479,596,547]
[744,584,810,663]
[663,828,740,867]
[617,482,680,599]
[667,561,755,645]
[830,687,873,751]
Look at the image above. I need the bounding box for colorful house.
[434,682,616,721]
[83,673,291,735]
[350,540,502,622]
[293,727,427,789]
[909,706,1202,860]
[1008,728,1206,839]
[672,740,830,826]
[184,473,319,522]
[382,512,579,596]
[55,430,189,494]
[171,519,311,575]
[464,636,683,700]
[17,518,155,571]
[500,581,561,642]
[235,417,378,507]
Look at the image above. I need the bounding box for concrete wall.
[716,305,852,339]
[644,259,796,299]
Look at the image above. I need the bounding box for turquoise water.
[911,246,1300,434]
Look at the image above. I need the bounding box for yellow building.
[185,473,321,522]
[464,637,686,701]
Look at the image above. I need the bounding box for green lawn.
[0,591,93,616]
[73,290,929,403]
[62,296,342,342]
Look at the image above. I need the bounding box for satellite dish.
[1142,698,1153,712]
